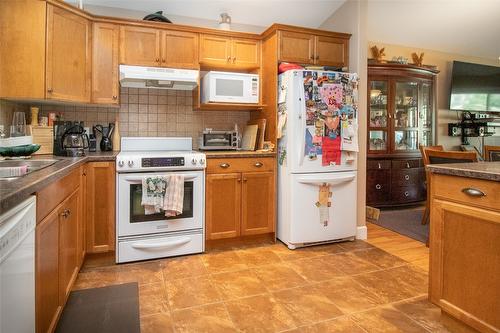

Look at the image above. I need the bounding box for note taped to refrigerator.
[341,120,358,152]
[322,136,341,166]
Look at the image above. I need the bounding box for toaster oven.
[199,130,239,150]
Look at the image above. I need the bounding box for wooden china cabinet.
[366,63,439,207]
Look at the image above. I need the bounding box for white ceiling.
[68,0,347,30]
[367,0,500,60]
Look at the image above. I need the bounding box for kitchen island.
[427,162,500,333]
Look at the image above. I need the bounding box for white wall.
[320,0,368,230]
[80,4,265,33]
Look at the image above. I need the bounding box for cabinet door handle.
[404,191,409,197]
[112,95,117,100]
[156,58,160,63]
[404,174,410,180]
[254,162,263,168]
[227,56,231,62]
[375,184,382,190]
[243,178,247,182]
[377,162,381,169]
[232,57,236,63]
[220,163,230,168]
[47,88,53,93]
[461,188,486,197]
[61,209,70,218]
[315,55,319,60]
[406,162,410,168]
[162,59,166,63]
[237,178,241,183]
[310,56,314,61]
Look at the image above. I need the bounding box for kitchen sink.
[0,159,60,179]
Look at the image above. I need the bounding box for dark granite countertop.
[0,151,118,215]
[201,150,276,159]
[426,162,500,182]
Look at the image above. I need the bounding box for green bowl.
[0,144,41,157]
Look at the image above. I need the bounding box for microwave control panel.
[141,157,185,168]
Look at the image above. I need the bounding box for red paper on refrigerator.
[321,136,341,166]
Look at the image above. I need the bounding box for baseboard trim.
[356,226,367,240]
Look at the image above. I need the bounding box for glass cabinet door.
[369,130,388,151]
[394,81,418,151]
[369,81,388,128]
[419,82,433,146]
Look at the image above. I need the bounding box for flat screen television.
[449,61,500,112]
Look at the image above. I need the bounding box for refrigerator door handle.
[298,174,355,186]
[297,75,306,167]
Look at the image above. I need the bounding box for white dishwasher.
[0,196,36,333]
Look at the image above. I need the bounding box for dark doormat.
[56,283,140,333]
[372,206,429,243]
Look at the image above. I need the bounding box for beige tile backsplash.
[1,88,250,149]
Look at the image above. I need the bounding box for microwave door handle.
[123,173,200,182]
[130,237,191,250]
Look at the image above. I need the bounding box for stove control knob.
[191,158,197,165]
[199,158,205,165]
[128,160,134,167]
[118,160,124,167]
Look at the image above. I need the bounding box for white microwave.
[201,71,259,104]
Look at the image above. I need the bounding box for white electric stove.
[116,137,206,263]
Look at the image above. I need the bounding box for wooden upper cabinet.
[92,22,119,104]
[161,30,199,69]
[199,34,231,66]
[231,38,260,68]
[278,31,314,64]
[315,36,348,67]
[278,29,349,68]
[120,25,161,66]
[46,4,91,102]
[241,172,275,236]
[206,173,241,240]
[200,34,260,69]
[36,209,61,333]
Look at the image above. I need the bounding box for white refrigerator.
[277,70,359,249]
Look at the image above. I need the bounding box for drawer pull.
[254,162,263,168]
[404,191,409,197]
[404,175,410,180]
[220,163,230,168]
[406,162,410,168]
[461,188,486,197]
[378,162,381,169]
[375,184,382,190]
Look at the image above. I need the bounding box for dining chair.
[419,145,443,226]
[484,145,500,161]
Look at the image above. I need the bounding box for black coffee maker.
[54,121,89,157]
[93,123,115,152]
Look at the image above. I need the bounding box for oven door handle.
[123,174,199,182]
[130,237,191,250]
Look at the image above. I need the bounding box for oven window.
[215,78,244,97]
[129,181,194,222]
[204,133,231,147]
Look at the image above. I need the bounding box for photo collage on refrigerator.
[303,71,359,166]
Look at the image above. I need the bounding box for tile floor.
[72,236,467,333]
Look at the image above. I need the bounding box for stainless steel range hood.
[119,65,199,90]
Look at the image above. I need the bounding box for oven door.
[117,170,204,237]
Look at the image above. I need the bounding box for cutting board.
[30,125,53,155]
[241,125,258,151]
[247,118,266,150]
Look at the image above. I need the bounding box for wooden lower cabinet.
[35,209,61,333]
[58,189,80,304]
[86,162,116,253]
[205,157,276,241]
[429,174,500,333]
[241,172,275,235]
[206,173,241,239]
